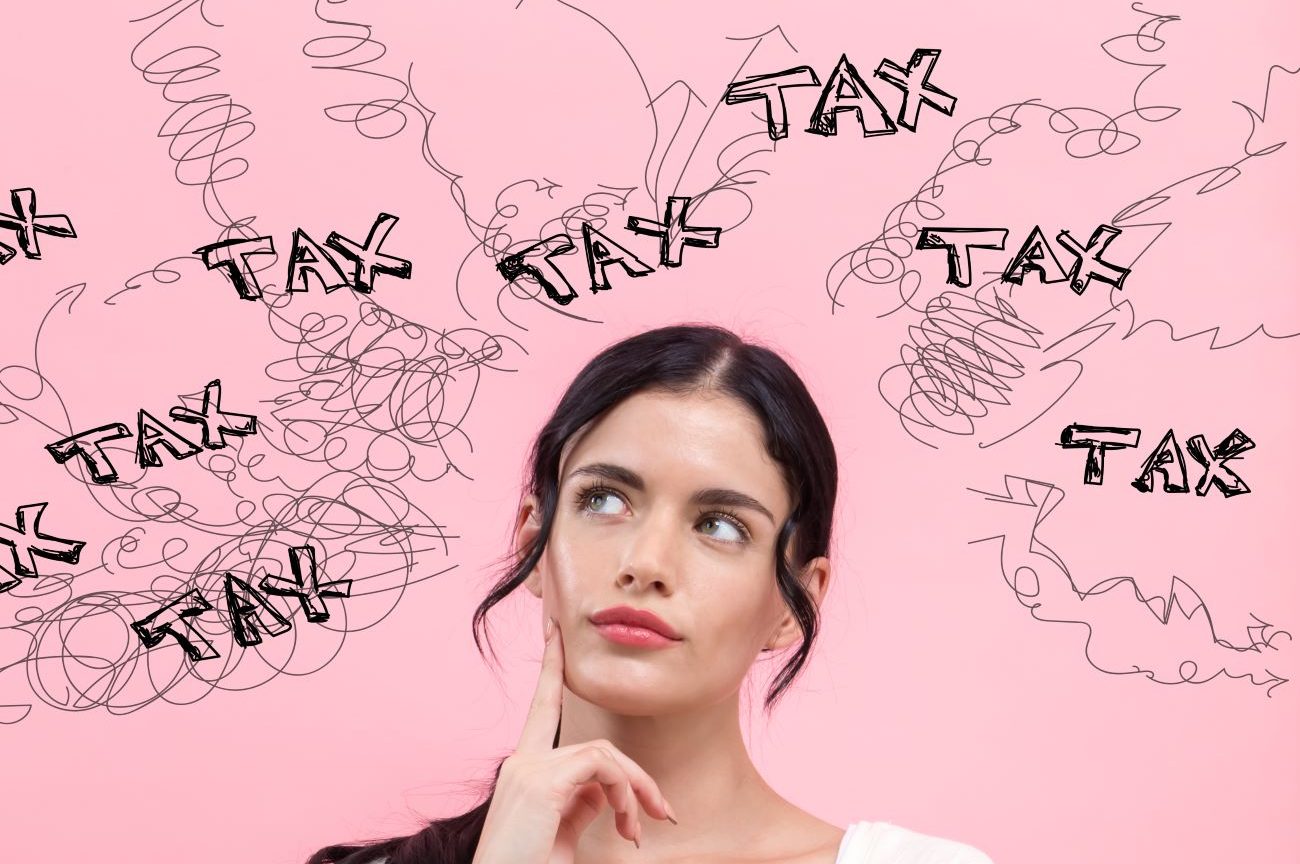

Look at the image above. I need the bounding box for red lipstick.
[590,605,682,648]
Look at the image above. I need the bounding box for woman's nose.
[616,510,679,592]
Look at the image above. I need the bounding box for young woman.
[306,323,994,863]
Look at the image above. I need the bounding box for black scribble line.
[826,4,1182,317]
[303,1,785,329]
[259,294,527,487]
[128,0,261,242]
[478,10,789,324]
[844,9,1297,448]
[1,243,523,722]
[968,475,1291,697]
[655,24,795,211]
[1103,62,1300,348]
[107,256,207,306]
[551,0,663,213]
[302,0,590,327]
[555,11,791,240]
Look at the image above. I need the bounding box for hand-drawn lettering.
[0,503,85,594]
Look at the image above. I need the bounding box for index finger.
[517,615,565,753]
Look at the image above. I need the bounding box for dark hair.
[306,323,839,864]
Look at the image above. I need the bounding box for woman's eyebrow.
[567,462,776,525]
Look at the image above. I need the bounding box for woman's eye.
[700,515,746,543]
[584,489,626,515]
[577,486,748,543]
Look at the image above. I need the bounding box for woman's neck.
[557,687,782,858]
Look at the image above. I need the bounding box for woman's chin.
[567,662,681,715]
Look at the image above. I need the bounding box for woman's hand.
[470,617,678,864]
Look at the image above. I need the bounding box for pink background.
[2,2,1297,862]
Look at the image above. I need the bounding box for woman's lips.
[593,622,680,648]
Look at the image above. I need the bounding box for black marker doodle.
[916,227,1009,288]
[1,331,458,720]
[168,380,258,449]
[497,195,721,304]
[194,236,277,300]
[1129,428,1255,497]
[195,214,412,301]
[0,187,77,264]
[325,213,413,293]
[724,49,957,140]
[918,224,1132,292]
[1055,224,1131,295]
[824,5,1183,311]
[806,54,897,138]
[0,503,85,594]
[720,65,819,140]
[581,221,654,294]
[829,10,1297,450]
[626,195,722,268]
[258,544,352,624]
[303,4,791,327]
[129,589,217,662]
[130,544,350,661]
[1001,226,1069,286]
[1106,63,1300,345]
[129,0,259,237]
[45,380,257,484]
[969,475,1290,696]
[0,238,522,721]
[1059,425,1255,496]
[1057,424,1142,485]
[495,234,580,306]
[875,48,958,133]
[287,229,352,294]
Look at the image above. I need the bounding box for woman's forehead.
[557,391,788,504]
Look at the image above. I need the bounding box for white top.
[835,820,994,863]
[368,820,992,864]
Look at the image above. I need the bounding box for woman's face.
[519,388,830,715]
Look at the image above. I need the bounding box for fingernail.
[664,800,678,824]
[633,827,641,849]
[544,616,555,641]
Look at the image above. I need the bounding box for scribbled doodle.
[1001,226,1069,286]
[0,187,77,265]
[917,224,1132,292]
[874,274,1050,450]
[917,227,1010,288]
[195,213,413,301]
[194,236,277,300]
[1058,425,1255,496]
[44,380,257,484]
[824,4,1183,316]
[968,475,1290,696]
[0,503,85,594]
[1105,63,1300,346]
[301,3,787,327]
[874,48,957,132]
[0,272,495,716]
[130,543,350,661]
[129,0,258,236]
[168,380,258,450]
[724,49,956,140]
[497,195,720,305]
[495,234,580,306]
[626,196,722,268]
[1053,225,1130,295]
[837,4,1261,451]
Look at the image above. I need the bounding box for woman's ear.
[765,556,831,651]
[517,494,545,598]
